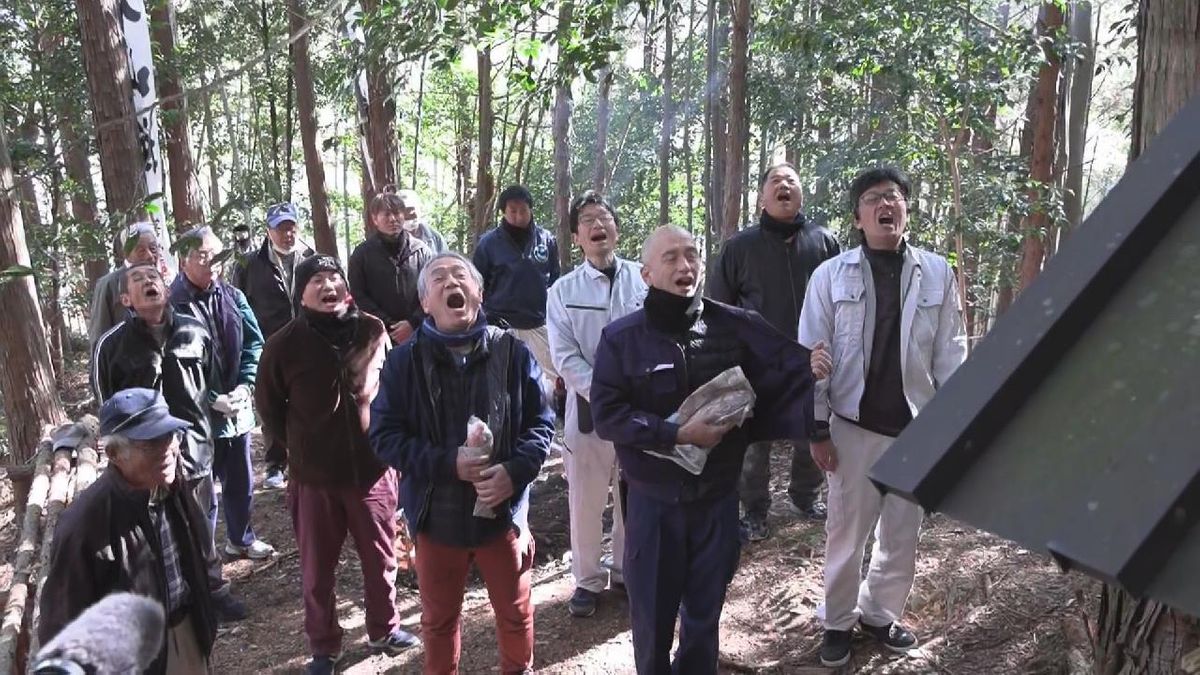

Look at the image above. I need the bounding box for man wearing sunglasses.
[231,202,315,490]
[798,167,967,667]
[40,388,220,674]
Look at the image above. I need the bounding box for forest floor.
[0,356,1097,674]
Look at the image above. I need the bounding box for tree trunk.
[552,1,575,272]
[57,96,107,286]
[1016,3,1064,293]
[412,54,427,190]
[658,13,675,226]
[362,0,398,195]
[472,47,495,251]
[76,0,146,222]
[1063,1,1095,232]
[1094,2,1200,667]
[704,0,728,252]
[720,0,750,240]
[593,67,613,192]
[40,107,67,381]
[0,108,66,464]
[552,83,573,270]
[288,0,336,257]
[151,0,204,228]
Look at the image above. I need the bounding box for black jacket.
[707,217,840,337]
[349,233,433,329]
[231,238,315,339]
[38,469,218,675]
[91,308,218,479]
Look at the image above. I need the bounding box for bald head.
[640,225,703,297]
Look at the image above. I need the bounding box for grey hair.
[396,189,423,213]
[641,224,695,265]
[103,433,134,459]
[417,252,484,301]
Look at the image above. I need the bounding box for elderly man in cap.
[89,221,164,349]
[590,225,814,675]
[397,189,448,254]
[257,254,420,674]
[371,251,554,675]
[231,201,315,489]
[170,226,275,561]
[40,388,219,675]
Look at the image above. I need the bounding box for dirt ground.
[191,435,1096,674]
[0,357,1095,673]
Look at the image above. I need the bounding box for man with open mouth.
[799,166,968,667]
[91,260,249,625]
[708,162,841,541]
[546,191,647,619]
[590,226,815,675]
[89,221,164,350]
[256,254,420,674]
[370,251,554,675]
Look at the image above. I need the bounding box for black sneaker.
[820,629,852,667]
[787,500,828,521]
[568,587,598,617]
[306,653,341,675]
[211,590,248,623]
[740,515,770,542]
[859,620,919,653]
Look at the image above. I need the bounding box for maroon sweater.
[255,310,389,487]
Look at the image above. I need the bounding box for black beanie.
[294,254,345,291]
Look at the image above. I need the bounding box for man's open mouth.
[879,213,896,226]
[320,291,338,303]
[675,275,695,289]
[590,232,608,242]
[776,189,793,202]
[447,291,466,309]
[144,287,160,298]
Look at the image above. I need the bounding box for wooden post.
[0,430,53,674]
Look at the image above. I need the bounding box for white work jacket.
[797,244,968,425]
[547,257,648,454]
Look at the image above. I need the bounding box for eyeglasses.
[579,214,615,229]
[860,190,906,206]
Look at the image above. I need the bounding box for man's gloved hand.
[211,394,236,415]
[229,385,252,411]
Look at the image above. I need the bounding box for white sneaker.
[262,469,286,490]
[225,539,275,560]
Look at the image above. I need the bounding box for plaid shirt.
[150,494,190,615]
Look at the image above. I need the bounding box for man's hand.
[811,438,839,473]
[811,340,832,380]
[474,464,514,508]
[677,416,736,449]
[389,321,415,344]
[211,394,236,416]
[456,447,488,483]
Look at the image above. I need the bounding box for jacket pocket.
[830,278,865,366]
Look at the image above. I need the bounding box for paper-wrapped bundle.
[464,416,499,518]
[646,366,756,475]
